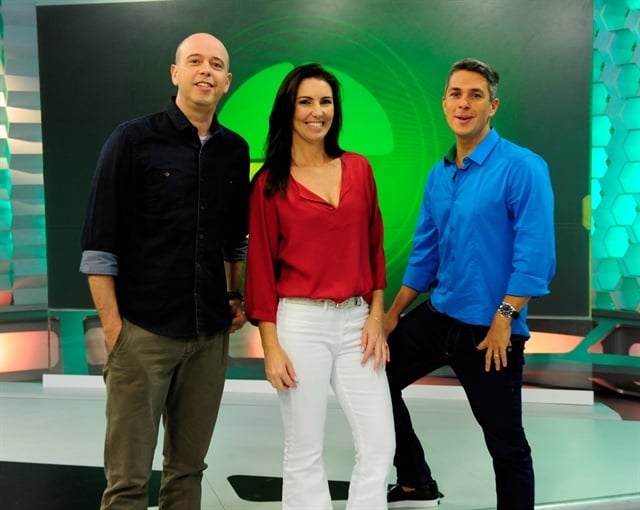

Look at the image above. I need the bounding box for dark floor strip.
[0,461,161,510]
[228,474,350,501]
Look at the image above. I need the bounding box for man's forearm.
[87,274,122,346]
[225,259,244,292]
[387,285,421,319]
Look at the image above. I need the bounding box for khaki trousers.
[100,319,229,510]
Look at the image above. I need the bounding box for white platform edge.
[42,374,594,406]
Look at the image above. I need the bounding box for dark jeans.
[386,300,534,510]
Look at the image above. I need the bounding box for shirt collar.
[166,96,221,136]
[444,127,500,167]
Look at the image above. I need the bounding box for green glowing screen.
[37,0,593,316]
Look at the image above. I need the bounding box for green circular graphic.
[219,16,443,299]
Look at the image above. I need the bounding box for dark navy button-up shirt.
[80,98,250,337]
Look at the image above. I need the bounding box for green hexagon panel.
[611,194,638,225]
[619,162,640,193]
[616,64,640,97]
[592,115,613,147]
[591,0,640,314]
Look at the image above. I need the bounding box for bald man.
[80,33,250,509]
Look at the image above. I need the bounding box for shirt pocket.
[141,167,188,215]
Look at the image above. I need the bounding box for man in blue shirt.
[80,33,249,509]
[385,58,555,509]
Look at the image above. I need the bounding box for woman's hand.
[361,315,389,370]
[259,321,297,389]
[264,344,297,389]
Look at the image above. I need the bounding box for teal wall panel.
[592,0,640,315]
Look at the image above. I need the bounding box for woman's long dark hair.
[257,63,345,197]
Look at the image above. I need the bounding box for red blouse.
[244,152,386,324]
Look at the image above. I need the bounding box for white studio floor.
[1,376,639,510]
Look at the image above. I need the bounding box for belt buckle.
[335,296,360,308]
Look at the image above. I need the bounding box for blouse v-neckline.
[290,156,347,209]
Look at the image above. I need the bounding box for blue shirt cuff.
[402,267,434,293]
[507,273,551,299]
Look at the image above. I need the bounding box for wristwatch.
[497,301,520,320]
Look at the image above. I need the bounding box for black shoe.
[387,480,443,508]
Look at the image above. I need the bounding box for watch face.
[498,302,518,319]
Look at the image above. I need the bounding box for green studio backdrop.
[37,0,592,316]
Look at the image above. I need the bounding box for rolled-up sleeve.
[79,250,119,275]
[223,237,248,262]
[506,154,556,298]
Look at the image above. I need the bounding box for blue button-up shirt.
[403,128,556,336]
[80,98,250,337]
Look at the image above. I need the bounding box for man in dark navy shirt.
[80,32,249,509]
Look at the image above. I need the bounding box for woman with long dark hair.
[244,63,394,510]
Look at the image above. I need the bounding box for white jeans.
[276,298,395,510]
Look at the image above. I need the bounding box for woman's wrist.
[368,315,384,326]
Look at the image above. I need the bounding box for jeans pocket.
[469,324,490,349]
[445,322,487,357]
